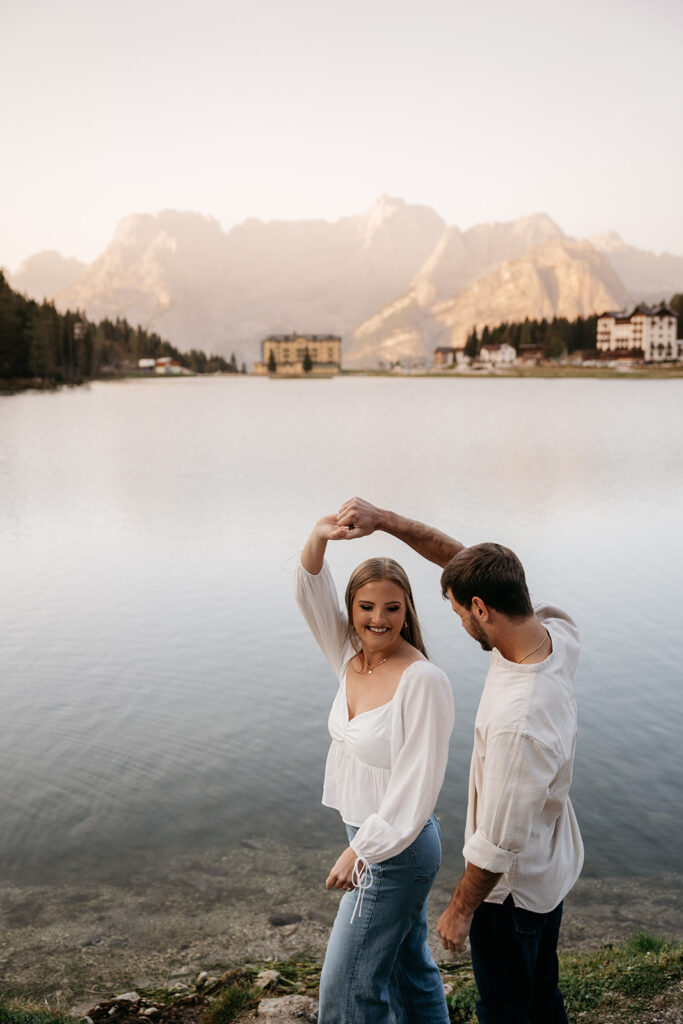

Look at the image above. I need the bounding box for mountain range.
[6,197,682,367]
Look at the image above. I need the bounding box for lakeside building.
[479,342,516,368]
[137,357,185,374]
[253,333,342,376]
[433,346,466,369]
[597,305,680,363]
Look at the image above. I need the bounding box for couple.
[294,497,583,1024]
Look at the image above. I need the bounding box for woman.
[294,512,454,1024]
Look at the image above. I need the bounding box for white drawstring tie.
[349,857,373,923]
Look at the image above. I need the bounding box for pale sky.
[2,0,682,272]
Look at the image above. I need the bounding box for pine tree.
[303,347,313,373]
[464,328,479,360]
[267,349,277,373]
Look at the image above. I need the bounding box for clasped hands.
[315,498,381,543]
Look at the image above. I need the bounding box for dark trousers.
[469,895,568,1024]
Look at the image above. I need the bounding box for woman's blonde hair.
[344,557,428,659]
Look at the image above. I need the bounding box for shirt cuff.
[463,830,516,874]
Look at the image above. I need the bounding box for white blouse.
[294,558,454,866]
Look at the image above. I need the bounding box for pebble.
[114,993,141,1003]
[195,971,208,988]
[255,969,280,990]
[268,914,302,927]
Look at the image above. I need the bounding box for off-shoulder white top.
[294,558,454,866]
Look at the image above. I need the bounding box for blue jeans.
[318,815,449,1024]
[469,894,568,1024]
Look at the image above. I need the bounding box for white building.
[479,343,517,367]
[597,305,680,363]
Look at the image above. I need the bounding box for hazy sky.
[2,0,682,271]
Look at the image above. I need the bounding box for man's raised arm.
[336,497,464,569]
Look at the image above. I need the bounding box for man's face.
[447,592,492,651]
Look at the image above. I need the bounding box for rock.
[141,1009,160,1018]
[195,971,208,988]
[257,995,318,1020]
[114,993,141,1004]
[167,983,189,994]
[81,1017,94,1024]
[443,983,454,996]
[268,913,302,927]
[255,969,280,990]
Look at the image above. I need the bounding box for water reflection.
[0,377,682,885]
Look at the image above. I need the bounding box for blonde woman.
[294,513,454,1024]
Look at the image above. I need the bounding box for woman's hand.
[300,514,357,574]
[325,846,358,891]
[315,513,350,541]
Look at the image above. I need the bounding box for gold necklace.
[518,629,549,664]
[365,654,389,675]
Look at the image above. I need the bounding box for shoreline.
[2,837,681,1013]
[3,364,683,396]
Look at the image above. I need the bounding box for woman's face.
[352,579,407,654]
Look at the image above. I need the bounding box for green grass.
[0,1001,72,1024]
[442,932,683,1023]
[201,982,257,1024]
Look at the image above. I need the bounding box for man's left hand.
[437,901,473,953]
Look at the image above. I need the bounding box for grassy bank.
[1,934,680,1024]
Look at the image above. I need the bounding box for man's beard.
[469,615,492,651]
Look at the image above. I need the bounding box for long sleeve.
[349,663,454,864]
[463,730,560,874]
[293,558,353,679]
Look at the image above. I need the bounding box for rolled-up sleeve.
[463,730,559,873]
[350,666,454,864]
[293,558,351,679]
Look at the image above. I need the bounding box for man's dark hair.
[440,543,534,619]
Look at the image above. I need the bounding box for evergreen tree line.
[0,271,245,387]
[464,294,683,360]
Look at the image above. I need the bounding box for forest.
[0,271,244,390]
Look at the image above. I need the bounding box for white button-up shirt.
[463,601,584,913]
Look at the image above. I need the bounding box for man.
[335,497,583,1024]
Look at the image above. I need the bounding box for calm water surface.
[1,377,682,889]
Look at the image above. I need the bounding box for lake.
[1,376,682,987]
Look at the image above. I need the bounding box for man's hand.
[337,497,463,567]
[325,846,358,891]
[336,497,383,539]
[437,900,473,953]
[437,864,501,953]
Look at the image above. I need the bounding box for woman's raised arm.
[300,513,351,574]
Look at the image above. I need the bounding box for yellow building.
[253,333,342,375]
